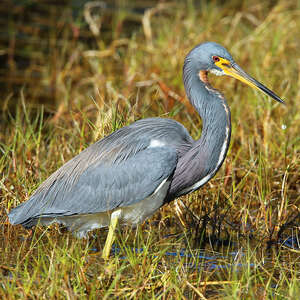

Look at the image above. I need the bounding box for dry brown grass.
[0,0,299,298]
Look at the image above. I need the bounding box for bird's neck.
[191,78,231,173]
[174,69,231,196]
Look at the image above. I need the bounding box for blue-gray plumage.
[8,42,284,245]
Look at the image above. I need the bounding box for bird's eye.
[212,56,220,62]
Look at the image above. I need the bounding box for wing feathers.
[9,147,177,227]
[8,117,193,227]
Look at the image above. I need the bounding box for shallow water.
[87,236,299,272]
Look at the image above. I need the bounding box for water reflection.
[89,245,256,271]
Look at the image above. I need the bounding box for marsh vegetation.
[0,0,299,298]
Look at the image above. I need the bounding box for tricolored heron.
[8,42,284,259]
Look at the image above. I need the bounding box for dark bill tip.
[254,81,285,104]
[231,63,285,105]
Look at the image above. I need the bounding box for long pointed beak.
[221,62,285,104]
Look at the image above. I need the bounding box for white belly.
[40,178,170,238]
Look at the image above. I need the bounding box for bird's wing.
[9,145,177,227]
[8,117,193,227]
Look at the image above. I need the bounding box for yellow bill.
[214,57,285,104]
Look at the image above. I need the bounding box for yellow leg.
[102,210,121,260]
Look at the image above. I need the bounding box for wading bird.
[8,42,284,259]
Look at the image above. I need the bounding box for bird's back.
[8,117,194,232]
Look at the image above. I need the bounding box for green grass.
[1,0,300,298]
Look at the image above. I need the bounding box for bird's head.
[187,42,284,104]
